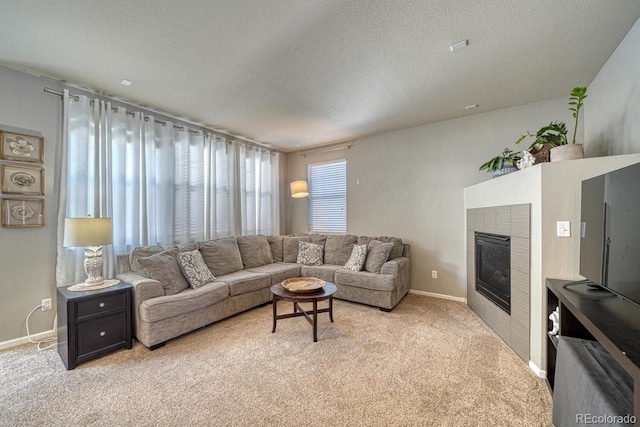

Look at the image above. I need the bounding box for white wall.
[585,18,640,156]
[287,97,571,298]
[0,66,64,344]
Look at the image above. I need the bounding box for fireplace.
[475,232,511,314]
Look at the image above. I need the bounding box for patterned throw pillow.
[296,241,323,266]
[177,250,216,289]
[344,244,368,271]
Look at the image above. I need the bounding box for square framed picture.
[1,198,45,227]
[1,164,44,195]
[0,130,44,164]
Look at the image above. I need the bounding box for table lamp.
[63,216,113,288]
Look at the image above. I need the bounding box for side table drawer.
[77,312,127,358]
[77,292,126,318]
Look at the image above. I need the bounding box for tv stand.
[546,279,640,420]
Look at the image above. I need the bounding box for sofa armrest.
[381,256,408,275]
[116,272,165,303]
[381,256,411,298]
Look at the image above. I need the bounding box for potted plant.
[550,86,587,161]
[479,148,522,178]
[516,121,567,163]
[515,86,587,162]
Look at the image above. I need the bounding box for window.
[308,159,346,233]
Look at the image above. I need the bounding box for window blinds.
[308,159,346,233]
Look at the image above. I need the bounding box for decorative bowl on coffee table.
[281,277,325,293]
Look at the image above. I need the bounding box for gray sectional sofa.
[116,234,411,349]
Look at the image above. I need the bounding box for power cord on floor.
[25,305,57,351]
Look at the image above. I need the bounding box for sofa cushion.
[283,236,310,263]
[129,242,197,275]
[344,244,368,271]
[176,242,198,253]
[138,282,230,323]
[267,235,284,263]
[237,235,274,268]
[300,264,343,283]
[378,236,404,260]
[199,237,244,277]
[177,250,216,289]
[307,233,327,247]
[324,234,358,265]
[335,269,396,292]
[216,270,272,296]
[247,263,301,285]
[357,236,375,247]
[138,249,190,296]
[297,241,323,266]
[364,240,394,274]
[130,245,167,275]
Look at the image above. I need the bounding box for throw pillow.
[364,240,394,274]
[296,241,324,266]
[177,250,216,289]
[344,244,368,271]
[138,249,190,295]
[283,236,310,263]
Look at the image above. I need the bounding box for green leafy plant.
[516,121,568,149]
[479,148,522,173]
[569,86,587,144]
[515,86,587,149]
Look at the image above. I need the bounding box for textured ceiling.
[1,1,639,152]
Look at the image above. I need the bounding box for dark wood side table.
[57,282,132,370]
[271,282,337,342]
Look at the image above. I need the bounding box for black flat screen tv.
[579,162,640,306]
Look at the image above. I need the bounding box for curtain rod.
[43,87,277,153]
[300,144,351,157]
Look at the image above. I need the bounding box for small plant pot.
[550,144,584,162]
[492,165,518,179]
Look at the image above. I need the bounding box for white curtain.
[56,91,273,286]
[238,143,280,236]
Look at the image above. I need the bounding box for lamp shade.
[63,217,113,247]
[290,180,309,198]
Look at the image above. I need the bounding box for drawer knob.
[99,302,106,308]
[100,331,106,337]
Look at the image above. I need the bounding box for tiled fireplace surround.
[467,204,530,362]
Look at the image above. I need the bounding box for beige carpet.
[0,294,552,426]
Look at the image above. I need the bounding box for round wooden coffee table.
[271,282,337,342]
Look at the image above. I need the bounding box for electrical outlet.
[431,270,438,279]
[42,298,52,311]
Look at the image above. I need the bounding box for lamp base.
[84,245,105,286]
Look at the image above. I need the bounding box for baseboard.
[0,330,55,351]
[528,360,546,378]
[409,289,467,303]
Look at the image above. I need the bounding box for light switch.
[557,221,571,237]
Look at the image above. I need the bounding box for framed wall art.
[1,198,45,227]
[0,130,44,164]
[1,164,44,195]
